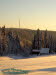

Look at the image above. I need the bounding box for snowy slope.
[0,55,56,75]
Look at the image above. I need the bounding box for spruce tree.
[36,29,40,49]
[44,29,48,48]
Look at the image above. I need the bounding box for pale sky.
[0,0,56,31]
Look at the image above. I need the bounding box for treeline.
[0,26,56,56]
[0,26,30,56]
[32,29,56,53]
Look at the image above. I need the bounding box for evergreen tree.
[32,34,36,49]
[41,31,44,48]
[37,29,40,49]
[49,35,53,53]
[44,29,48,48]
[0,25,8,55]
[32,29,41,50]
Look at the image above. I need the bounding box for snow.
[40,48,49,54]
[32,48,49,54]
[0,55,56,75]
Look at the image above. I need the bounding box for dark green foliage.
[0,26,56,56]
[2,68,30,74]
[44,30,48,48]
[32,34,36,49]
[32,29,41,50]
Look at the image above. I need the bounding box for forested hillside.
[5,28,56,47]
[0,26,56,56]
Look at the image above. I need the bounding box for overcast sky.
[0,0,56,30]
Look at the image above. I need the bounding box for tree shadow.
[7,54,56,60]
[37,67,56,72]
[1,68,30,74]
[7,54,38,60]
[1,67,56,75]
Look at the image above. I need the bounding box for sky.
[0,0,56,31]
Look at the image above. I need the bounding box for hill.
[5,28,56,46]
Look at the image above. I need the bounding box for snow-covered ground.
[0,55,56,75]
